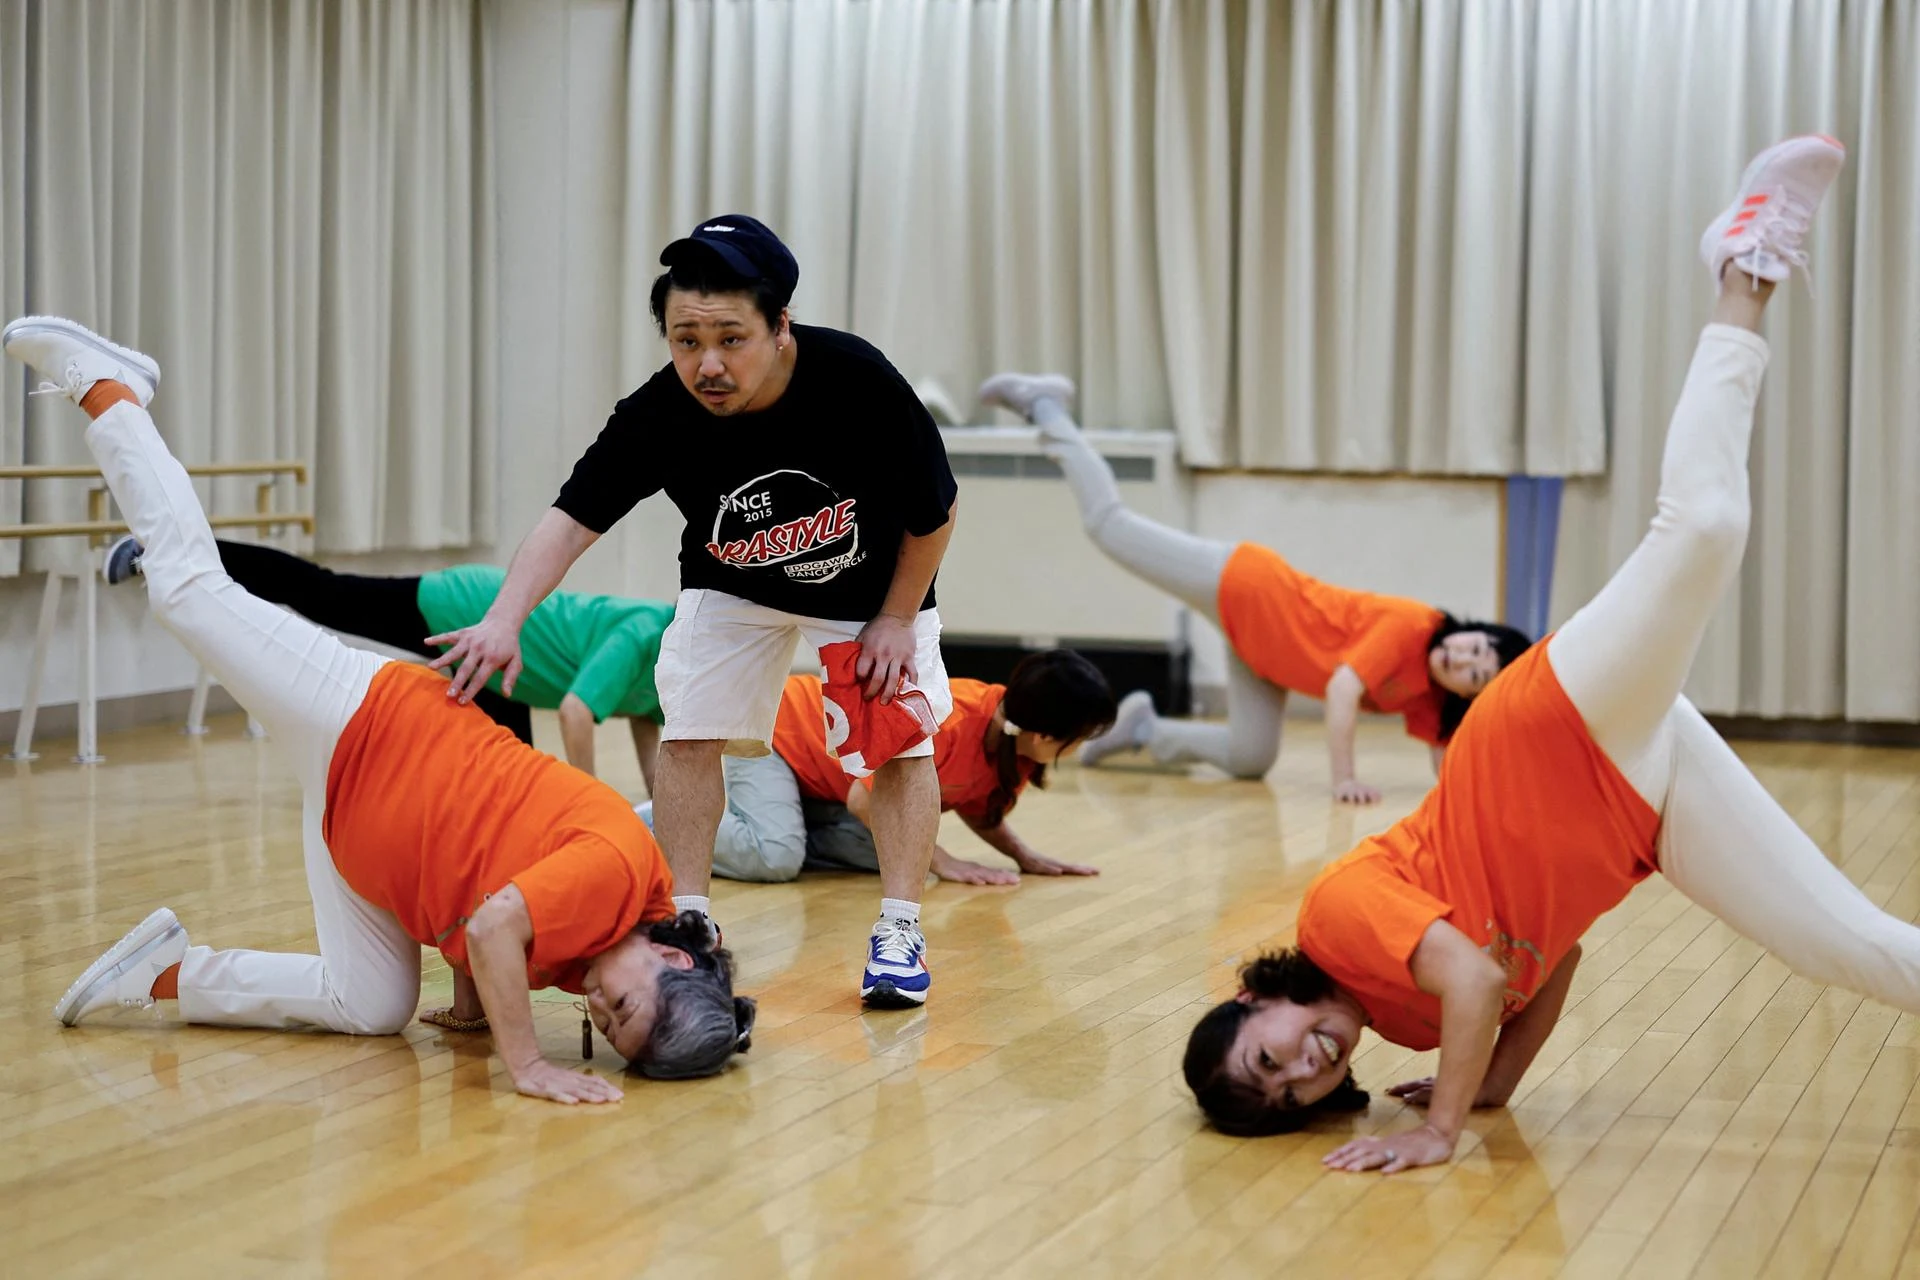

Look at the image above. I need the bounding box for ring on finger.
[1383,1149,1397,1163]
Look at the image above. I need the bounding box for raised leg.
[85,400,386,794]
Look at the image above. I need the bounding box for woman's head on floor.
[1183,949,1372,1136]
[581,910,756,1077]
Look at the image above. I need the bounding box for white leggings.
[1547,326,1920,1012]
[1036,400,1287,778]
[85,401,421,1035]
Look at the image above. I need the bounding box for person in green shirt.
[103,535,672,789]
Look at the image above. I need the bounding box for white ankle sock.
[673,894,711,920]
[879,898,920,927]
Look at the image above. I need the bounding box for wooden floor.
[6,711,1920,1279]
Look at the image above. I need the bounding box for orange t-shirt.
[1294,642,1660,1049]
[769,675,1036,823]
[1215,542,1448,745]
[323,664,676,992]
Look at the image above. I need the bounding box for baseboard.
[941,635,1193,718]
[1177,691,1920,747]
[1706,715,1920,749]
[0,685,246,748]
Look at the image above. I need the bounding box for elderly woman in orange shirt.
[977,387,1530,805]
[9,316,752,1103]
[1178,137,1911,1172]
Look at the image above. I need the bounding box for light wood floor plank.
[6,713,1920,1276]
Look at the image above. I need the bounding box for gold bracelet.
[422,1008,490,1032]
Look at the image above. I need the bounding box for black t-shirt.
[554,325,957,622]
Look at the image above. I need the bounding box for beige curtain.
[1226,0,1603,475]
[1546,0,1920,721]
[612,0,1920,720]
[620,0,1177,434]
[0,0,496,567]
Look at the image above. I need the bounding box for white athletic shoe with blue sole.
[2,315,160,408]
[54,907,189,1026]
[861,916,931,1009]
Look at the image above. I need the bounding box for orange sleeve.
[1339,609,1433,694]
[1401,695,1445,746]
[512,835,651,972]
[1301,857,1452,986]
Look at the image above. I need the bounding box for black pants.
[215,540,535,744]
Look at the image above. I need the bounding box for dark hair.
[628,911,758,1080]
[1183,949,1371,1137]
[1428,615,1534,740]
[649,249,789,336]
[977,649,1117,828]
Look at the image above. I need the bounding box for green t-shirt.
[415,564,674,723]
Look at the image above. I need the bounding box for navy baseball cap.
[659,214,799,305]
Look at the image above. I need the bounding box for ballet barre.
[1,460,311,764]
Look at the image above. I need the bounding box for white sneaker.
[861,916,930,1009]
[54,907,189,1026]
[2,315,160,408]
[1700,135,1846,290]
[1076,689,1156,768]
[978,372,1077,423]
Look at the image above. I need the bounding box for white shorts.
[655,589,952,760]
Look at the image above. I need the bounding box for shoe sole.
[861,979,929,1010]
[53,907,181,1026]
[1,315,161,394]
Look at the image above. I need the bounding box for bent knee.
[334,992,419,1036]
[1223,728,1282,780]
[1664,496,1750,555]
[711,838,807,883]
[1223,748,1278,780]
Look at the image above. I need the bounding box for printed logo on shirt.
[706,469,867,583]
[820,691,877,778]
[1482,922,1545,1017]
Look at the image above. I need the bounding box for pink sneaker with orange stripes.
[1701,135,1846,291]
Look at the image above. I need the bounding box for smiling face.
[664,290,792,417]
[1428,629,1504,698]
[580,936,696,1060]
[1221,992,1369,1109]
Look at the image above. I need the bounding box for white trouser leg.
[1648,701,1920,1013]
[1146,651,1287,779]
[1035,400,1233,621]
[83,401,414,1031]
[176,797,424,1033]
[84,401,387,794]
[1548,326,1768,792]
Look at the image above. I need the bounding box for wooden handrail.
[0,461,309,483]
[0,513,315,539]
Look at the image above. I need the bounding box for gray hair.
[629,911,757,1080]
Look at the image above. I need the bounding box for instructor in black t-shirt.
[434,216,959,1011]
